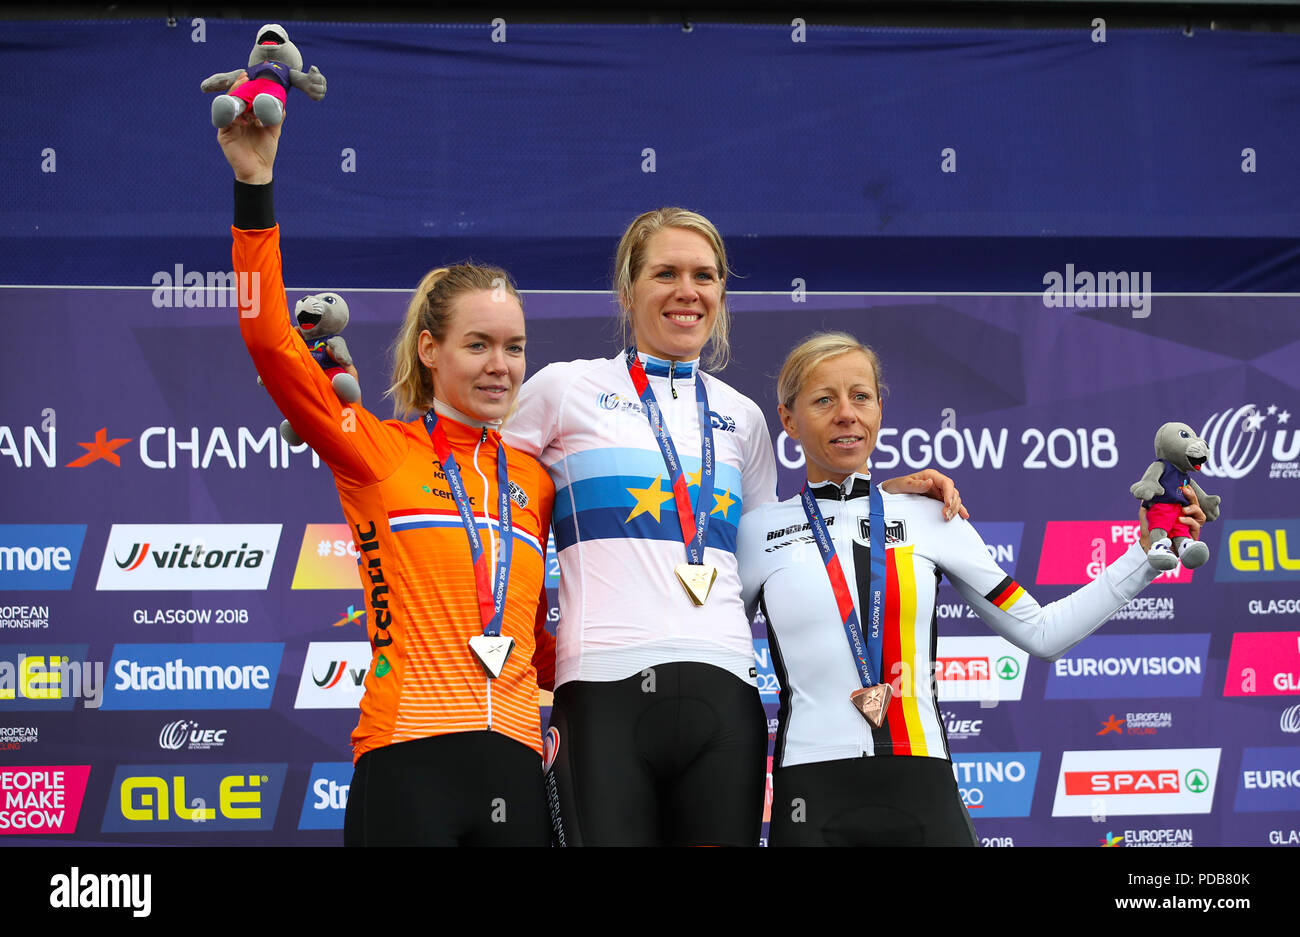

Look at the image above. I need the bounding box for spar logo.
[96,524,281,591]
[933,635,1028,704]
[1223,632,1300,697]
[1052,748,1220,817]
[100,643,283,711]
[294,642,371,709]
[298,762,352,831]
[1198,403,1297,479]
[101,763,286,832]
[1045,633,1209,699]
[1037,521,1191,585]
[950,753,1039,817]
[1234,746,1300,813]
[0,524,86,591]
[1215,520,1300,582]
[0,766,91,835]
[753,639,780,700]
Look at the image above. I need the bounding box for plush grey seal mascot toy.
[202,24,326,128]
[1130,421,1222,570]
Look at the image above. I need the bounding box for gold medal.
[674,562,717,606]
[850,683,893,729]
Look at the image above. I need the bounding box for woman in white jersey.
[503,210,963,846]
[737,332,1205,845]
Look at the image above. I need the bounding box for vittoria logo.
[97,525,280,591]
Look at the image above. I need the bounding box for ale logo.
[1185,769,1210,794]
[996,656,1019,680]
[1216,521,1300,582]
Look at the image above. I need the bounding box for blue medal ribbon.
[624,347,715,566]
[800,478,886,688]
[423,410,512,637]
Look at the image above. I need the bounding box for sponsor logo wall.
[4,286,1297,844]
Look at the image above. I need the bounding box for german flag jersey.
[737,473,1158,769]
[233,223,555,763]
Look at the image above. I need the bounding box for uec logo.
[1199,404,1300,479]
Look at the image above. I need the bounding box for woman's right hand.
[217,74,281,184]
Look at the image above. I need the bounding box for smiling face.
[417,290,526,423]
[779,351,883,485]
[625,227,722,362]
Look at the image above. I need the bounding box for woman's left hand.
[879,469,969,521]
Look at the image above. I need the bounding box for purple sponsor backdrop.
[2,285,1299,845]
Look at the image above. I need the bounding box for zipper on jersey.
[669,366,678,399]
[841,478,872,758]
[472,426,496,731]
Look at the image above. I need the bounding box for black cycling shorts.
[344,730,549,846]
[769,754,978,846]
[543,661,767,846]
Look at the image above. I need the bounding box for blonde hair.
[613,207,732,370]
[387,263,522,419]
[776,331,887,410]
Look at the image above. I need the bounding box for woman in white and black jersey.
[503,213,965,846]
[737,331,1206,846]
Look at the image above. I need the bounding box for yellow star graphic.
[711,488,736,519]
[685,467,703,488]
[626,474,675,523]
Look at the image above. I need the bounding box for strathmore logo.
[96,525,280,591]
[1199,403,1297,480]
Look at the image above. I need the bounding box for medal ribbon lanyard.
[424,411,512,636]
[625,347,714,566]
[799,480,886,688]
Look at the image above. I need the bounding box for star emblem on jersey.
[625,474,675,523]
[711,488,736,519]
[468,635,515,678]
[685,467,703,487]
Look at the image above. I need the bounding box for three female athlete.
[503,212,964,845]
[737,332,1205,846]
[219,88,556,846]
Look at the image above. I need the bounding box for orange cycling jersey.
[233,225,555,762]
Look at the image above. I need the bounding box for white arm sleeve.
[502,361,565,457]
[940,520,1159,662]
[738,396,778,515]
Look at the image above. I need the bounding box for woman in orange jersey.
[737,332,1205,845]
[217,96,556,845]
